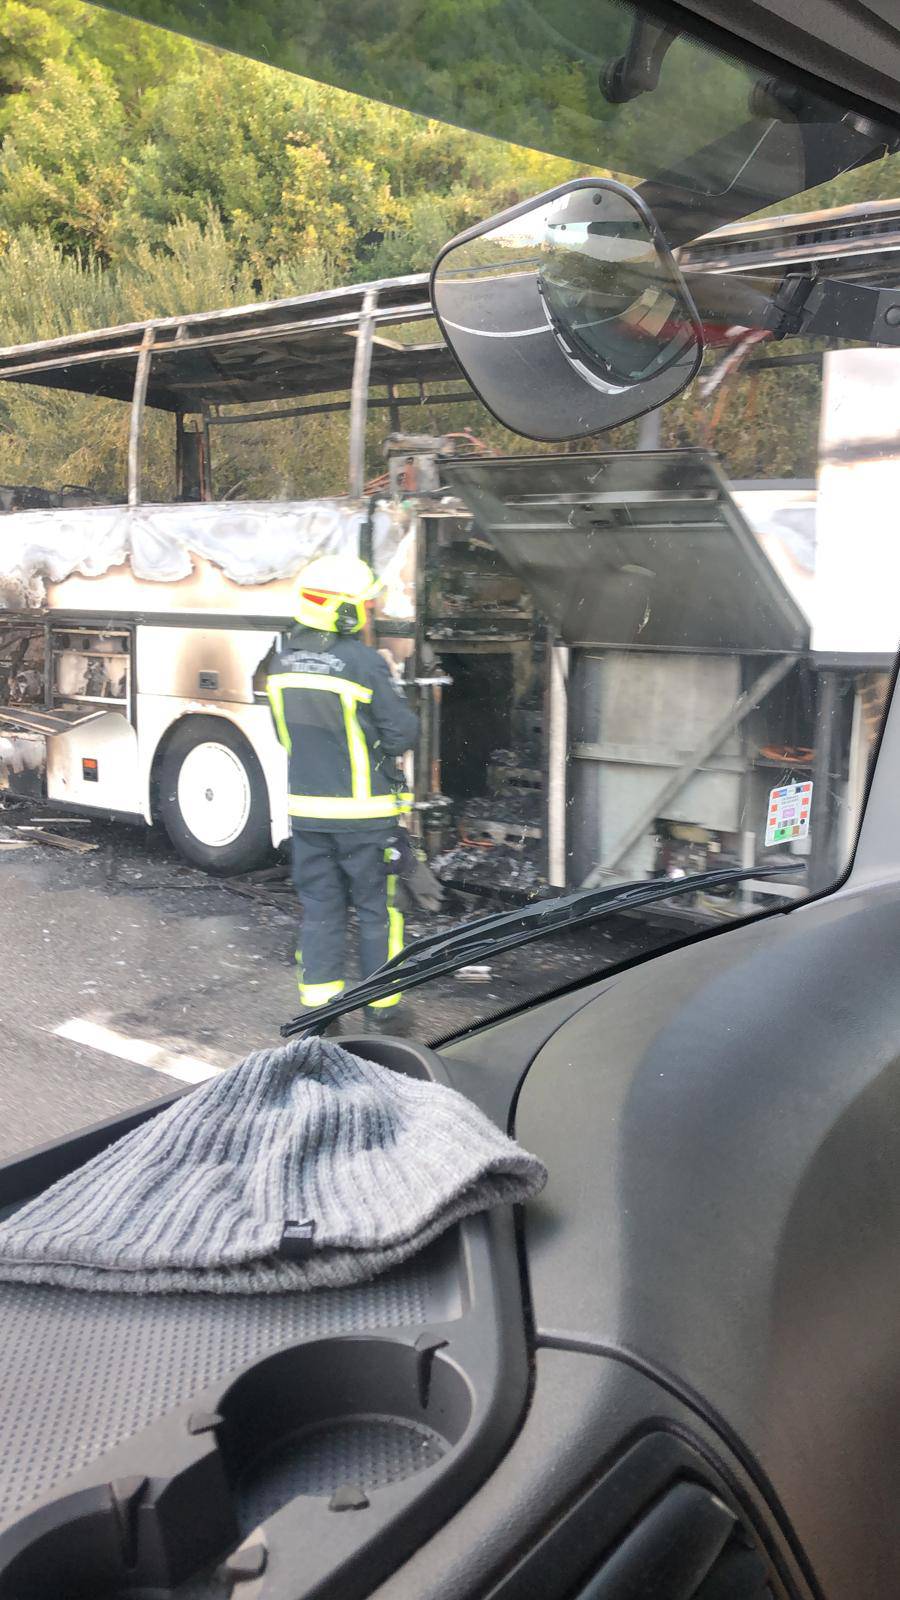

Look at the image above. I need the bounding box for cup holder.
[238,1413,448,1528]
[0,1031,525,1600]
[0,1337,472,1600]
[0,1486,125,1600]
[217,1336,471,1533]
[0,1467,235,1600]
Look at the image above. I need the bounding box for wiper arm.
[281,863,799,1038]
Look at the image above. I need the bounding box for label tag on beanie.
[279,1219,317,1259]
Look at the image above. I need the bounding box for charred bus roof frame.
[0,273,465,505]
[5,197,900,506]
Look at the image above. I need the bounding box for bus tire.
[157,717,273,875]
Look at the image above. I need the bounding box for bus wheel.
[157,718,272,875]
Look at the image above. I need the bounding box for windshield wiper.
[281,863,799,1038]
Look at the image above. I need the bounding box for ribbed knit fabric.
[0,1037,547,1295]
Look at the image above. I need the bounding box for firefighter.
[266,554,419,1024]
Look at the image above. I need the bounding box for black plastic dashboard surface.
[0,1036,529,1600]
[514,881,900,1600]
[1,884,898,1600]
[0,1248,453,1525]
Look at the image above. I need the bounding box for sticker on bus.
[766,781,812,847]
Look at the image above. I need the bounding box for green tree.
[0,2,583,276]
[0,0,74,110]
[0,0,890,496]
[0,54,128,255]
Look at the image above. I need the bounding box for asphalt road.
[0,804,669,1160]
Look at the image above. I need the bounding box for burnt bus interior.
[0,278,548,888]
[0,210,895,897]
[0,617,130,803]
[0,624,130,709]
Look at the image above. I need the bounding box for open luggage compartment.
[0,1038,529,1600]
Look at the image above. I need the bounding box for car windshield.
[0,0,898,1131]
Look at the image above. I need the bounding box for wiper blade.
[281,863,799,1039]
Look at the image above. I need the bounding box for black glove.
[388,829,443,913]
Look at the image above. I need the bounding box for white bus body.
[0,498,416,872]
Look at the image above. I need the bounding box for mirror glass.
[432,181,702,441]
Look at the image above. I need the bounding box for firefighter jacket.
[265,627,419,828]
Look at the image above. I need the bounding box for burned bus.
[0,275,540,875]
[0,216,894,901]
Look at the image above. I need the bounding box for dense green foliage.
[72,0,756,176]
[0,0,892,498]
[0,0,588,494]
[0,0,582,281]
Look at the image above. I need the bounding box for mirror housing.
[431,178,704,442]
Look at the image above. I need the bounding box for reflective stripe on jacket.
[265,628,419,827]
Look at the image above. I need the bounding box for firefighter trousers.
[290,825,404,1009]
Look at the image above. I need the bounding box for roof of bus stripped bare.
[7,190,900,416]
[0,272,460,412]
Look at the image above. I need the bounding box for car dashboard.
[0,875,898,1599]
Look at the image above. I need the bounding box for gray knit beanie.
[0,1037,547,1295]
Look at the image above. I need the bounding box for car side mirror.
[431,177,704,442]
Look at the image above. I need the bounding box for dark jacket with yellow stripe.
[266,628,419,830]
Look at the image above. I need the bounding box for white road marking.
[440,316,550,339]
[52,1018,230,1085]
